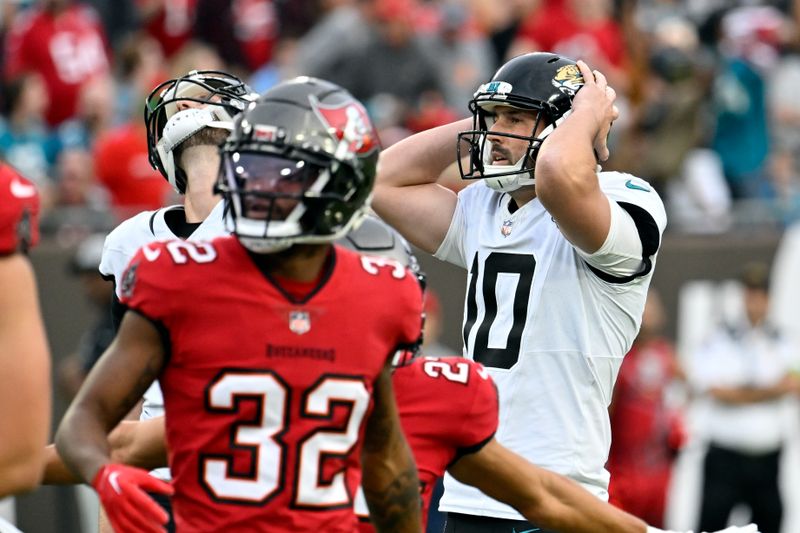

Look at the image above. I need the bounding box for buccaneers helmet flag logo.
[311,98,377,155]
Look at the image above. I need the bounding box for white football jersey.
[437,172,667,519]
[99,200,227,479]
[99,200,227,295]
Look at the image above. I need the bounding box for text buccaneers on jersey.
[120,236,423,532]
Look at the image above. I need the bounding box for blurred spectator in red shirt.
[137,0,197,59]
[3,0,111,126]
[513,0,629,91]
[93,121,169,220]
[607,288,686,527]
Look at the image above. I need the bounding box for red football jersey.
[355,356,499,532]
[121,237,423,532]
[0,164,40,255]
[3,5,110,125]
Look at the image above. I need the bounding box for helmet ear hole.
[317,201,350,234]
[174,166,188,194]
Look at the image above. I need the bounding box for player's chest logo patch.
[289,310,311,335]
[501,218,513,237]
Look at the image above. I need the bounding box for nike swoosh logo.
[142,245,161,261]
[625,179,650,192]
[108,471,122,494]
[10,178,36,198]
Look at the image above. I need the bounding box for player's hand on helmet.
[573,59,619,162]
[92,463,173,533]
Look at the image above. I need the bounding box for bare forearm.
[536,107,600,200]
[0,256,51,496]
[108,418,168,470]
[361,365,421,532]
[0,451,46,496]
[55,403,115,484]
[710,385,788,404]
[537,60,617,206]
[372,120,464,253]
[376,118,471,190]
[361,438,421,533]
[527,468,646,533]
[451,441,645,533]
[41,444,82,485]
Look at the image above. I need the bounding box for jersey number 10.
[463,252,535,370]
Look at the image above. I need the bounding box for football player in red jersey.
[47,215,760,533]
[3,0,110,125]
[55,78,422,533]
[0,162,51,500]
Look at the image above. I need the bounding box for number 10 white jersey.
[435,172,667,519]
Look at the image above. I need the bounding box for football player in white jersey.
[372,52,675,532]
[96,70,256,531]
[102,70,257,328]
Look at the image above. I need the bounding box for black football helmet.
[217,77,380,253]
[144,70,257,193]
[457,52,584,191]
[337,215,426,366]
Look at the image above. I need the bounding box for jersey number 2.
[463,252,535,369]
[201,371,370,507]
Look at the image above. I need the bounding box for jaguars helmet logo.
[551,64,584,96]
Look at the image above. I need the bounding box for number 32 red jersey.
[121,236,423,532]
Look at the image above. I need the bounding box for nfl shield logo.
[289,310,311,335]
[501,219,513,237]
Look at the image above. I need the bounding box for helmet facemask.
[219,144,373,254]
[156,107,233,193]
[144,70,257,193]
[457,97,569,193]
[217,77,380,254]
[456,53,584,192]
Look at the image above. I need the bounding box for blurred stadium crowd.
[2,0,800,242]
[4,0,800,532]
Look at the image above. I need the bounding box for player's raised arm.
[360,361,422,533]
[372,119,466,254]
[534,60,618,253]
